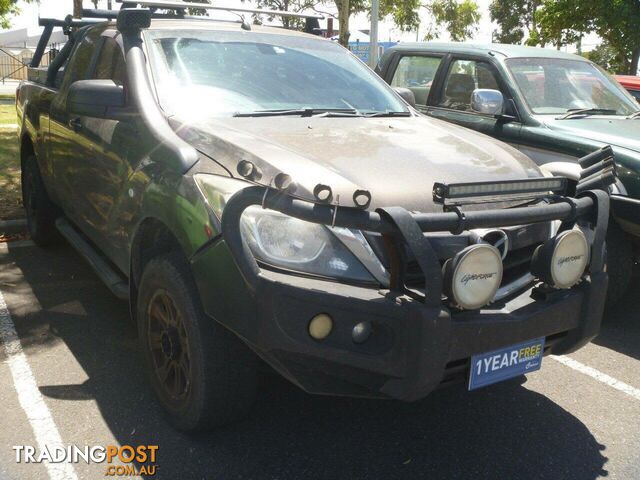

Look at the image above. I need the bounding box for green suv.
[377,43,640,302]
[17,5,613,431]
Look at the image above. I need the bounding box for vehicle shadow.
[2,243,609,480]
[593,273,640,361]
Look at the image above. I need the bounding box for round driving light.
[532,229,589,289]
[308,313,333,340]
[443,244,503,310]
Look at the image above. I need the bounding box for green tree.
[424,0,480,41]
[537,0,640,74]
[378,0,480,40]
[0,0,21,29]
[582,41,627,73]
[534,0,583,49]
[489,0,540,45]
[249,0,324,30]
[335,0,367,45]
[246,0,479,47]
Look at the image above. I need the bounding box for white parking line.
[0,289,78,480]
[552,355,640,401]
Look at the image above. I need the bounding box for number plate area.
[468,337,545,390]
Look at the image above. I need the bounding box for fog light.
[309,313,333,340]
[443,244,503,310]
[532,229,589,289]
[352,321,372,344]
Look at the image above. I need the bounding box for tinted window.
[145,30,408,118]
[93,37,126,86]
[63,28,102,86]
[390,55,442,106]
[437,59,504,112]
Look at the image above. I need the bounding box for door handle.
[68,117,82,132]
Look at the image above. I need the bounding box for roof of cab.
[385,42,589,62]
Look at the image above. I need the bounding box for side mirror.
[67,79,125,118]
[471,89,504,116]
[392,87,416,108]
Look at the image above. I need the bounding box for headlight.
[240,206,375,283]
[443,244,503,310]
[532,229,589,289]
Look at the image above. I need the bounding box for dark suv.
[17,3,612,431]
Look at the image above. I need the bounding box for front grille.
[404,242,538,291]
[365,222,552,300]
[501,243,537,286]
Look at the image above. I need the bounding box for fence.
[0,46,59,83]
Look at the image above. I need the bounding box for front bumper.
[192,183,611,401]
[194,250,606,400]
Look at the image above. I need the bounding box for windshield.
[145,29,408,118]
[506,58,640,116]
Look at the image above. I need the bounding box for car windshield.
[145,29,408,118]
[506,57,640,116]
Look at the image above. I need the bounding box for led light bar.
[116,0,325,19]
[433,177,567,206]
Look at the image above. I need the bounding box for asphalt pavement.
[0,240,639,480]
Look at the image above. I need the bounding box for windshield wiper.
[627,111,640,119]
[233,108,361,118]
[557,108,618,120]
[363,111,412,117]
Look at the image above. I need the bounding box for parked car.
[377,43,640,303]
[18,6,613,431]
[615,75,640,102]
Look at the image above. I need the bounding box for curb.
[0,218,27,235]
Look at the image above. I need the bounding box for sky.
[2,0,596,51]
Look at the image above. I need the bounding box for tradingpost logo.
[13,444,159,476]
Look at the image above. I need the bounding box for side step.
[55,217,129,300]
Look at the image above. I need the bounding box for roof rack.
[32,16,105,67]
[31,0,324,68]
[115,0,324,19]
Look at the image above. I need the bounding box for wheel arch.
[20,132,35,169]
[129,217,189,290]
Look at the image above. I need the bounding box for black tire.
[21,154,60,246]
[137,252,257,431]
[604,222,633,308]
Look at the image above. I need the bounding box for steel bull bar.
[216,184,611,399]
[213,148,615,400]
[221,186,610,301]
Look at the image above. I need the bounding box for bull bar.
[207,183,613,400]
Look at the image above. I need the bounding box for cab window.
[437,59,504,112]
[93,37,127,87]
[61,28,103,88]
[390,55,442,106]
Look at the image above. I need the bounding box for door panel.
[49,27,104,221]
[427,57,522,144]
[69,33,140,267]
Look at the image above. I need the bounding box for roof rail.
[115,0,324,19]
[82,7,240,22]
